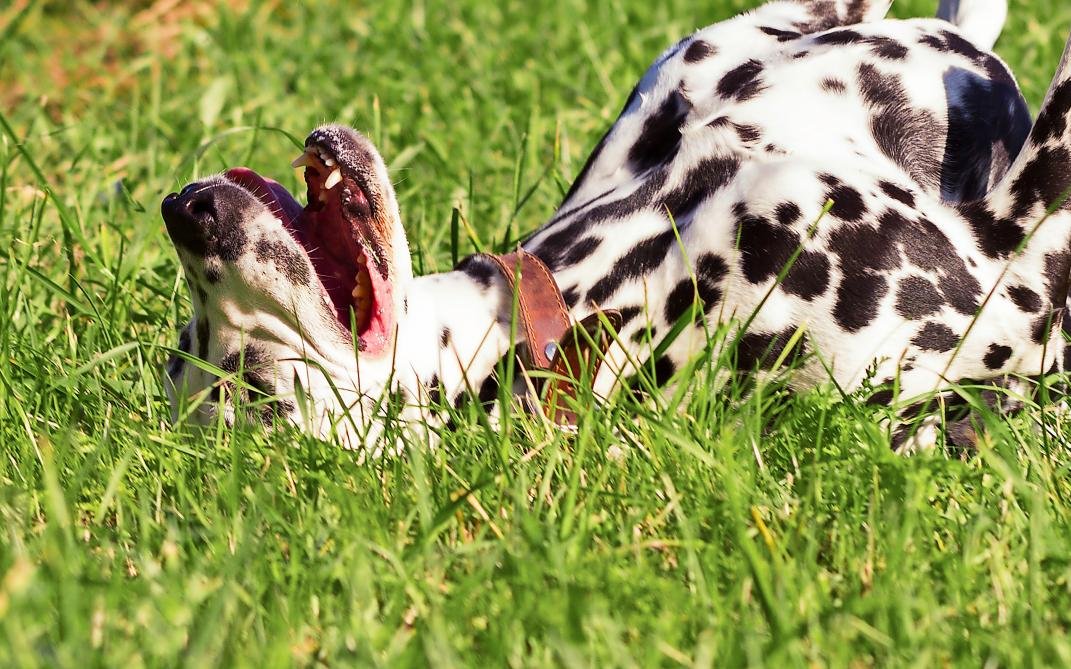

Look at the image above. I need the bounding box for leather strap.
[544,310,624,426]
[482,251,571,370]
[475,250,620,426]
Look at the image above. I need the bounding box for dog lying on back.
[163,0,1071,452]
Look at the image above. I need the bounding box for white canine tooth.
[291,152,312,168]
[323,168,342,190]
[323,157,336,167]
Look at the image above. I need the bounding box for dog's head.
[162,126,414,439]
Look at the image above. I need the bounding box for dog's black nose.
[162,186,219,229]
[162,184,227,258]
[161,181,249,262]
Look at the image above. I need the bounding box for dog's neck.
[388,263,519,408]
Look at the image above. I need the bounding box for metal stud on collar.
[544,341,558,363]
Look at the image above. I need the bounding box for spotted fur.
[165,0,1071,453]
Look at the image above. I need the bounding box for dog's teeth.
[291,152,312,168]
[323,157,336,167]
[324,168,342,190]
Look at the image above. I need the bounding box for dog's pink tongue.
[225,167,304,227]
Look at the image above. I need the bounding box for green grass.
[3,0,1071,665]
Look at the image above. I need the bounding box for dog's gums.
[224,143,394,353]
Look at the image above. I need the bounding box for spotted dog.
[162,0,1069,451]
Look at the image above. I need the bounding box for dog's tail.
[937,0,1008,50]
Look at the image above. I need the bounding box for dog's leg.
[937,0,1008,49]
[959,29,1071,344]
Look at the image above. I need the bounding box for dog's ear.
[937,0,1007,50]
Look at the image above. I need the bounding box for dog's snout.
[162,186,219,228]
[162,183,232,259]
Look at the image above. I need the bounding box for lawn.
[3,0,1071,666]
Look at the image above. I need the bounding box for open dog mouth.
[223,139,393,353]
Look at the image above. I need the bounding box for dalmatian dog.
[162,0,1071,452]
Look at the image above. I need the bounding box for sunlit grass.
[3,0,1071,666]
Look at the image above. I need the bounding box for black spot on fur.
[586,230,677,306]
[660,156,741,224]
[912,322,959,352]
[440,327,451,348]
[895,276,944,319]
[984,344,1013,370]
[664,254,727,322]
[539,168,672,250]
[829,218,903,277]
[617,306,643,328]
[205,267,221,284]
[561,285,580,308]
[1009,145,1071,219]
[629,90,688,175]
[866,36,908,60]
[759,26,801,41]
[1032,252,1071,343]
[631,326,657,345]
[781,251,830,301]
[477,374,500,406]
[456,254,498,288]
[539,235,602,272]
[833,273,888,332]
[958,201,1025,259]
[254,238,311,286]
[736,211,800,284]
[821,78,847,94]
[733,123,762,144]
[814,29,863,46]
[664,279,700,325]
[826,183,866,221]
[879,181,915,207]
[1031,79,1071,144]
[867,388,893,406]
[427,375,442,405]
[775,202,802,225]
[736,328,805,370]
[718,60,766,102]
[1008,285,1042,313]
[695,253,728,306]
[196,317,209,360]
[167,326,192,378]
[683,39,717,62]
[653,356,676,386]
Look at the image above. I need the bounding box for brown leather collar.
[476,250,621,426]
